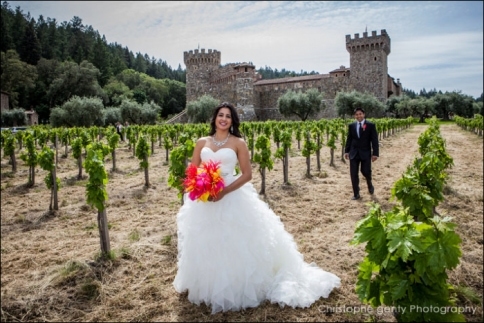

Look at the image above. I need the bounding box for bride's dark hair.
[209,102,242,138]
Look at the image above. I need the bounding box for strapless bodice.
[200,147,238,184]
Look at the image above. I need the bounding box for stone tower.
[346,29,391,100]
[183,48,221,102]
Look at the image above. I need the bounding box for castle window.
[245,67,247,72]
[374,57,377,61]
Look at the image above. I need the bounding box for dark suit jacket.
[345,120,379,160]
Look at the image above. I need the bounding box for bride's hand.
[210,190,226,202]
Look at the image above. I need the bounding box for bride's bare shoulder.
[195,137,210,147]
[234,137,248,148]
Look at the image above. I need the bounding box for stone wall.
[25,110,39,125]
[253,73,351,119]
[184,29,402,122]
[346,30,390,100]
[1,91,9,112]
[183,49,221,103]
[387,76,402,97]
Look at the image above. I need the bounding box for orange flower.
[183,160,225,202]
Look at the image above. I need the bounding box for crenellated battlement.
[209,62,257,84]
[184,48,221,66]
[345,29,390,55]
[183,28,401,121]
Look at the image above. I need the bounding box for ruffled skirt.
[173,181,340,314]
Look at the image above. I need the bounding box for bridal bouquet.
[183,160,225,202]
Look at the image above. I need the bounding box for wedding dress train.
[173,147,340,314]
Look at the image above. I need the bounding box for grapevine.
[167,132,195,204]
[352,117,463,322]
[19,132,38,186]
[84,142,111,256]
[135,134,151,187]
[253,134,273,195]
[38,146,60,210]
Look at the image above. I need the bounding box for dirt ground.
[1,123,482,322]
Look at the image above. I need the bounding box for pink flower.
[183,160,225,202]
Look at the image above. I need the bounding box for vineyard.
[1,119,482,322]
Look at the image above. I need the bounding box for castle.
[183,29,402,121]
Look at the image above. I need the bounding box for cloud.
[8,0,484,97]
[390,30,483,95]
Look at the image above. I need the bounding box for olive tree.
[335,90,385,118]
[1,108,28,126]
[186,95,219,123]
[50,96,105,127]
[277,88,324,121]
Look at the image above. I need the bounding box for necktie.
[358,122,362,138]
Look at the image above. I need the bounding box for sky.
[9,1,484,98]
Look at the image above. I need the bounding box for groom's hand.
[371,155,378,162]
[344,153,349,160]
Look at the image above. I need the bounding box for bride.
[173,102,340,314]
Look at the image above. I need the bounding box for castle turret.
[183,48,221,102]
[346,29,391,100]
[233,63,257,107]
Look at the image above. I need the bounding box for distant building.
[1,92,39,125]
[25,108,39,125]
[183,29,402,121]
[1,91,10,112]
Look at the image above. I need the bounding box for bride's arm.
[190,138,206,167]
[216,139,252,199]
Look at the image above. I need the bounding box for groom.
[344,107,379,200]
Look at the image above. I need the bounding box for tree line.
[187,90,482,125]
[1,1,482,128]
[0,1,186,123]
[256,65,319,79]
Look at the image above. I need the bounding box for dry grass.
[1,124,482,322]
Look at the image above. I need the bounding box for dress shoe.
[369,186,375,195]
[351,194,361,200]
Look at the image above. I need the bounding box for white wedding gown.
[173,147,340,314]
